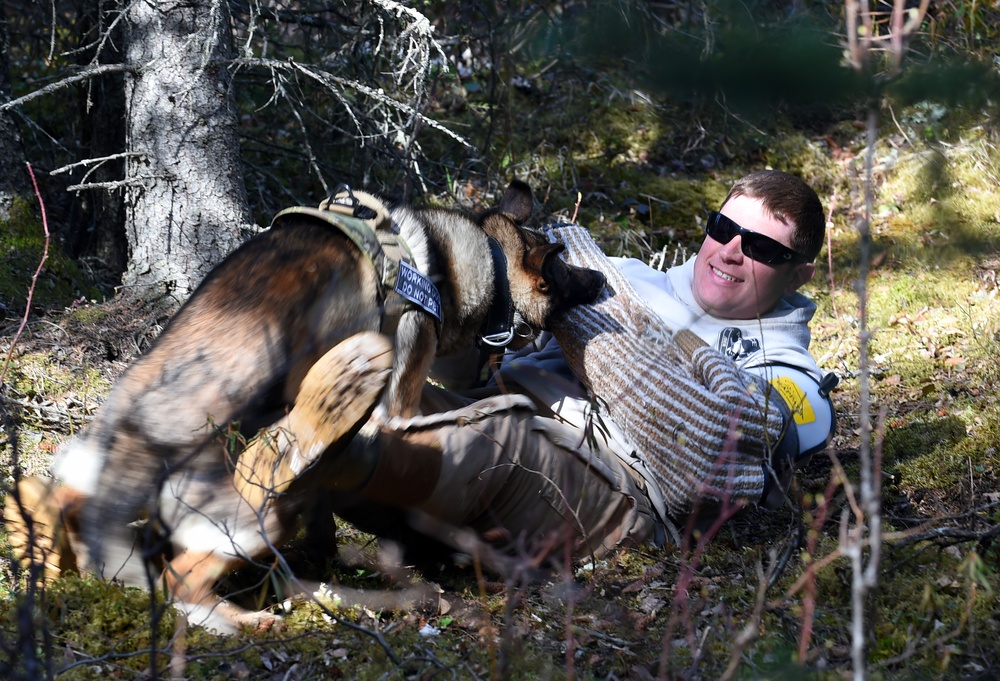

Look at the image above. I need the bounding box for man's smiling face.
[692,195,815,320]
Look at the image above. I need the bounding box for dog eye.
[538,281,549,293]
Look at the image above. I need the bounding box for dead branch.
[370,0,446,97]
[49,152,143,177]
[0,64,134,114]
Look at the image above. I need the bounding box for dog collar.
[479,236,515,347]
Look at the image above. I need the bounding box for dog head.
[480,181,606,341]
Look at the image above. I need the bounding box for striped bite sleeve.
[542,224,786,514]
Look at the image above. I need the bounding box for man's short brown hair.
[721,170,825,262]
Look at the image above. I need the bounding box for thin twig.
[721,552,776,681]
[1,164,50,386]
[825,187,840,320]
[230,57,473,148]
[50,152,143,177]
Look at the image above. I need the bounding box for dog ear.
[524,242,565,277]
[498,180,534,224]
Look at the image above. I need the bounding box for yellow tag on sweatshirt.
[769,376,816,425]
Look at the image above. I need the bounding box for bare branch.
[231,57,473,149]
[0,64,134,113]
[50,152,143,176]
[370,0,446,96]
[1,164,50,386]
[66,179,150,193]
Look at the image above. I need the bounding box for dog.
[8,180,605,632]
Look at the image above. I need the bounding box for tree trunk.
[122,0,252,301]
[0,5,31,218]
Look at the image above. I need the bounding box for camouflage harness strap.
[271,186,441,336]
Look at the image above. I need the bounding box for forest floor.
[1,71,999,680]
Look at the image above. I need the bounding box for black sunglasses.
[705,211,807,265]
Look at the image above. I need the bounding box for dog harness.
[271,186,441,337]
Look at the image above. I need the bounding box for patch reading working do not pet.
[396,260,442,321]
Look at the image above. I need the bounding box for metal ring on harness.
[480,328,516,347]
[329,183,379,221]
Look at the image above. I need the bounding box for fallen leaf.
[640,595,665,618]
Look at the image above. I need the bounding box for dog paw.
[178,600,282,636]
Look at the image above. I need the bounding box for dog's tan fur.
[11,180,605,632]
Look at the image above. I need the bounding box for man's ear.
[784,262,816,295]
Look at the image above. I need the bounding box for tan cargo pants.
[328,382,664,566]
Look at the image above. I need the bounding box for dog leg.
[4,476,86,581]
[161,549,279,635]
[159,332,393,634]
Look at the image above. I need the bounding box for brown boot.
[234,331,394,509]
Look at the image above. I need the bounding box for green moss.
[869,129,1000,270]
[786,539,997,672]
[885,414,968,460]
[0,197,103,316]
[65,304,111,324]
[0,574,172,679]
[1,350,109,433]
[50,574,172,646]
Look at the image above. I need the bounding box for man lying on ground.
[307,169,838,564]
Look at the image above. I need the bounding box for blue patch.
[395,260,442,322]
